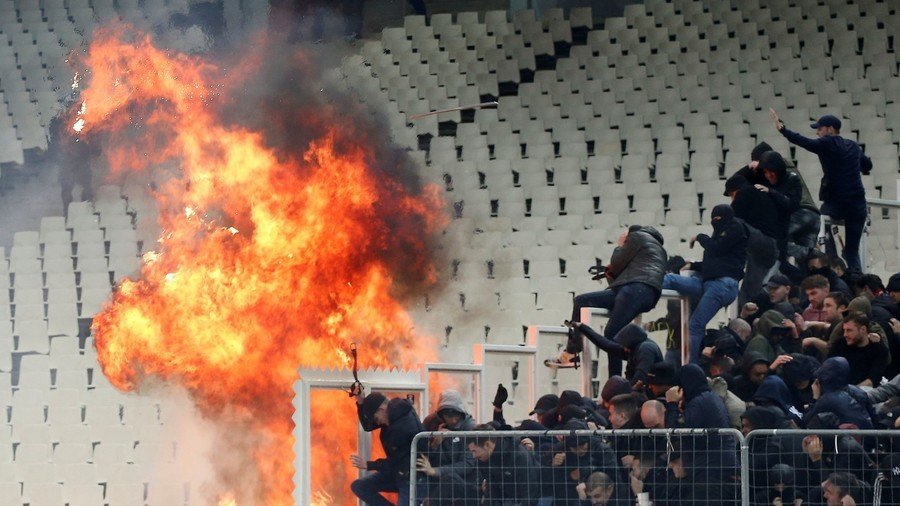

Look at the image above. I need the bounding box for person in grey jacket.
[551,225,667,376]
[416,389,479,503]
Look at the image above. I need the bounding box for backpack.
[735,217,778,268]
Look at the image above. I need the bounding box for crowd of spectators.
[348,117,897,505]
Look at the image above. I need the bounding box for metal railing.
[396,428,900,505]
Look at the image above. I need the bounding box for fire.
[78,26,446,504]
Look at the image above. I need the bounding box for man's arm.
[695,222,745,255]
[768,176,802,214]
[860,153,873,175]
[579,324,627,359]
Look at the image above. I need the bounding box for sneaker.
[544,351,580,369]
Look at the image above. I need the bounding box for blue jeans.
[821,201,867,272]
[351,472,411,506]
[662,274,739,363]
[570,282,660,376]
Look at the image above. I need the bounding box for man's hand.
[890,318,900,335]
[754,184,770,193]
[702,346,715,358]
[416,454,437,477]
[802,435,822,462]
[492,384,508,408]
[748,160,760,171]
[576,482,587,500]
[617,229,628,247]
[520,438,535,452]
[770,107,784,131]
[551,452,566,467]
[665,386,683,403]
[352,383,366,405]
[770,355,793,370]
[350,454,368,470]
[741,302,759,319]
[811,379,821,400]
[868,332,882,343]
[689,235,697,248]
[793,313,808,332]
[621,455,635,468]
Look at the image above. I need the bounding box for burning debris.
[75,25,446,505]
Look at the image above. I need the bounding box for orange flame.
[80,26,446,504]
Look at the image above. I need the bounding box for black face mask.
[809,266,830,277]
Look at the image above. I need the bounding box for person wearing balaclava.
[664,364,738,503]
[662,204,748,363]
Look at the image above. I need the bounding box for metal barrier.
[408,429,746,505]
[391,428,900,505]
[745,429,900,506]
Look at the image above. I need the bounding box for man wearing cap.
[741,274,797,326]
[350,385,425,506]
[529,393,560,428]
[771,109,872,272]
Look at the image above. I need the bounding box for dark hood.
[816,357,850,393]
[614,323,648,352]
[741,405,789,430]
[848,296,872,318]
[758,150,787,182]
[742,351,770,373]
[754,376,802,421]
[678,364,710,403]
[387,397,414,423]
[757,309,789,338]
[634,226,664,247]
[751,141,774,162]
[780,354,820,387]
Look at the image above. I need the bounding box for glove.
[493,384,508,408]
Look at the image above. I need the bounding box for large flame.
[80,26,445,504]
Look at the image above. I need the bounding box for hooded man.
[731,352,771,402]
[745,310,789,362]
[663,204,748,362]
[755,151,802,252]
[771,110,871,271]
[467,424,539,503]
[779,353,821,412]
[351,387,425,506]
[663,364,738,502]
[753,375,804,424]
[416,390,479,502]
[552,225,667,375]
[724,173,781,305]
[541,418,620,503]
[568,322,662,386]
[803,357,876,429]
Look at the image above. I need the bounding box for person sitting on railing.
[566,322,663,387]
[415,389,479,504]
[662,204,748,363]
[663,364,739,503]
[802,357,875,430]
[466,423,539,504]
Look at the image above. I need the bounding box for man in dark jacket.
[416,389,479,502]
[663,205,747,362]
[724,173,781,305]
[568,322,663,386]
[467,424,539,504]
[664,364,739,503]
[803,357,876,429]
[553,225,667,375]
[351,387,426,506]
[779,353,820,413]
[771,110,872,271]
[541,419,620,503]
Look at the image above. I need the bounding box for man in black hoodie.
[663,205,747,363]
[771,110,871,272]
[351,386,425,506]
[568,322,663,386]
[724,174,780,306]
[416,389,479,503]
[552,225,667,376]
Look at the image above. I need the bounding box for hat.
[723,174,749,196]
[887,273,900,292]
[766,274,792,288]
[810,114,841,130]
[713,334,741,359]
[600,376,632,403]
[361,393,387,422]
[646,361,677,385]
[530,394,559,415]
[758,151,787,174]
[750,142,774,162]
[557,390,584,413]
[711,203,735,222]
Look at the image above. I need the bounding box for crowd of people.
[347,116,897,505]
